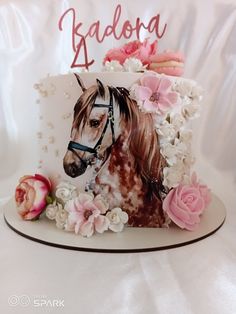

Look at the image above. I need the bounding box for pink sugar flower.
[103,39,157,65]
[65,193,109,237]
[15,174,51,220]
[134,74,178,114]
[163,173,211,231]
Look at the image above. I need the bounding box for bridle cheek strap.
[68,88,115,158]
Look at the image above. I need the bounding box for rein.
[67,88,115,164]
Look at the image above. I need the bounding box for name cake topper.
[58,4,167,70]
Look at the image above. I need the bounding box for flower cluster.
[130,72,211,230]
[131,73,203,190]
[15,175,128,237]
[104,39,157,65]
[103,39,157,72]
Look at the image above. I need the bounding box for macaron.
[148,51,185,77]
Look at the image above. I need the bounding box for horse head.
[63,74,130,178]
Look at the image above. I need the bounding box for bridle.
[67,88,115,166]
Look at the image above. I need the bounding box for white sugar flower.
[106,208,128,232]
[55,181,78,203]
[174,138,188,156]
[183,153,195,168]
[161,139,188,166]
[46,201,63,220]
[160,143,178,166]
[55,208,68,230]
[170,113,186,130]
[190,84,204,100]
[163,161,186,188]
[173,80,203,102]
[102,60,124,72]
[181,101,200,120]
[173,80,194,97]
[123,57,146,72]
[156,120,176,142]
[179,129,193,143]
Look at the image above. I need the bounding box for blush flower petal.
[135,86,152,101]
[94,215,110,233]
[158,78,172,92]
[140,75,160,92]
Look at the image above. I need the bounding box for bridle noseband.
[67,88,115,165]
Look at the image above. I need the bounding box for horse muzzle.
[63,160,87,178]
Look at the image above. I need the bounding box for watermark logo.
[8,295,64,307]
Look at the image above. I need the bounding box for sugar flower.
[15,174,51,220]
[163,173,211,230]
[46,201,62,220]
[55,208,68,230]
[103,60,124,72]
[55,181,78,203]
[65,193,109,237]
[106,207,128,232]
[134,74,178,114]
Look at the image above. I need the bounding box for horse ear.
[74,73,86,92]
[96,79,105,97]
[117,87,130,97]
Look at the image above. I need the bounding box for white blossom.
[55,181,78,203]
[161,143,178,166]
[173,80,194,97]
[123,57,147,72]
[182,101,200,120]
[179,129,193,143]
[163,162,185,188]
[156,120,176,142]
[190,84,204,100]
[170,113,186,131]
[106,208,128,232]
[102,60,124,72]
[55,208,68,230]
[46,201,63,220]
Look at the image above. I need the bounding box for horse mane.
[110,86,166,201]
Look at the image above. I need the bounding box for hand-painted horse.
[63,74,167,227]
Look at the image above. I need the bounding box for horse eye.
[89,119,100,128]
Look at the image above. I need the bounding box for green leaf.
[46,195,53,205]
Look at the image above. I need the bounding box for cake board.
[3,194,226,253]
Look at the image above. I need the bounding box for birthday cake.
[15,40,211,237]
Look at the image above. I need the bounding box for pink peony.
[103,47,128,65]
[15,174,51,220]
[103,39,157,65]
[163,173,211,231]
[134,74,178,114]
[65,193,110,237]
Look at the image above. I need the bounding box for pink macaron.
[148,51,185,77]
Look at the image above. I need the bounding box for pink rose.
[163,174,211,230]
[103,39,157,65]
[15,174,51,220]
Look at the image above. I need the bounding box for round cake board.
[3,194,226,253]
